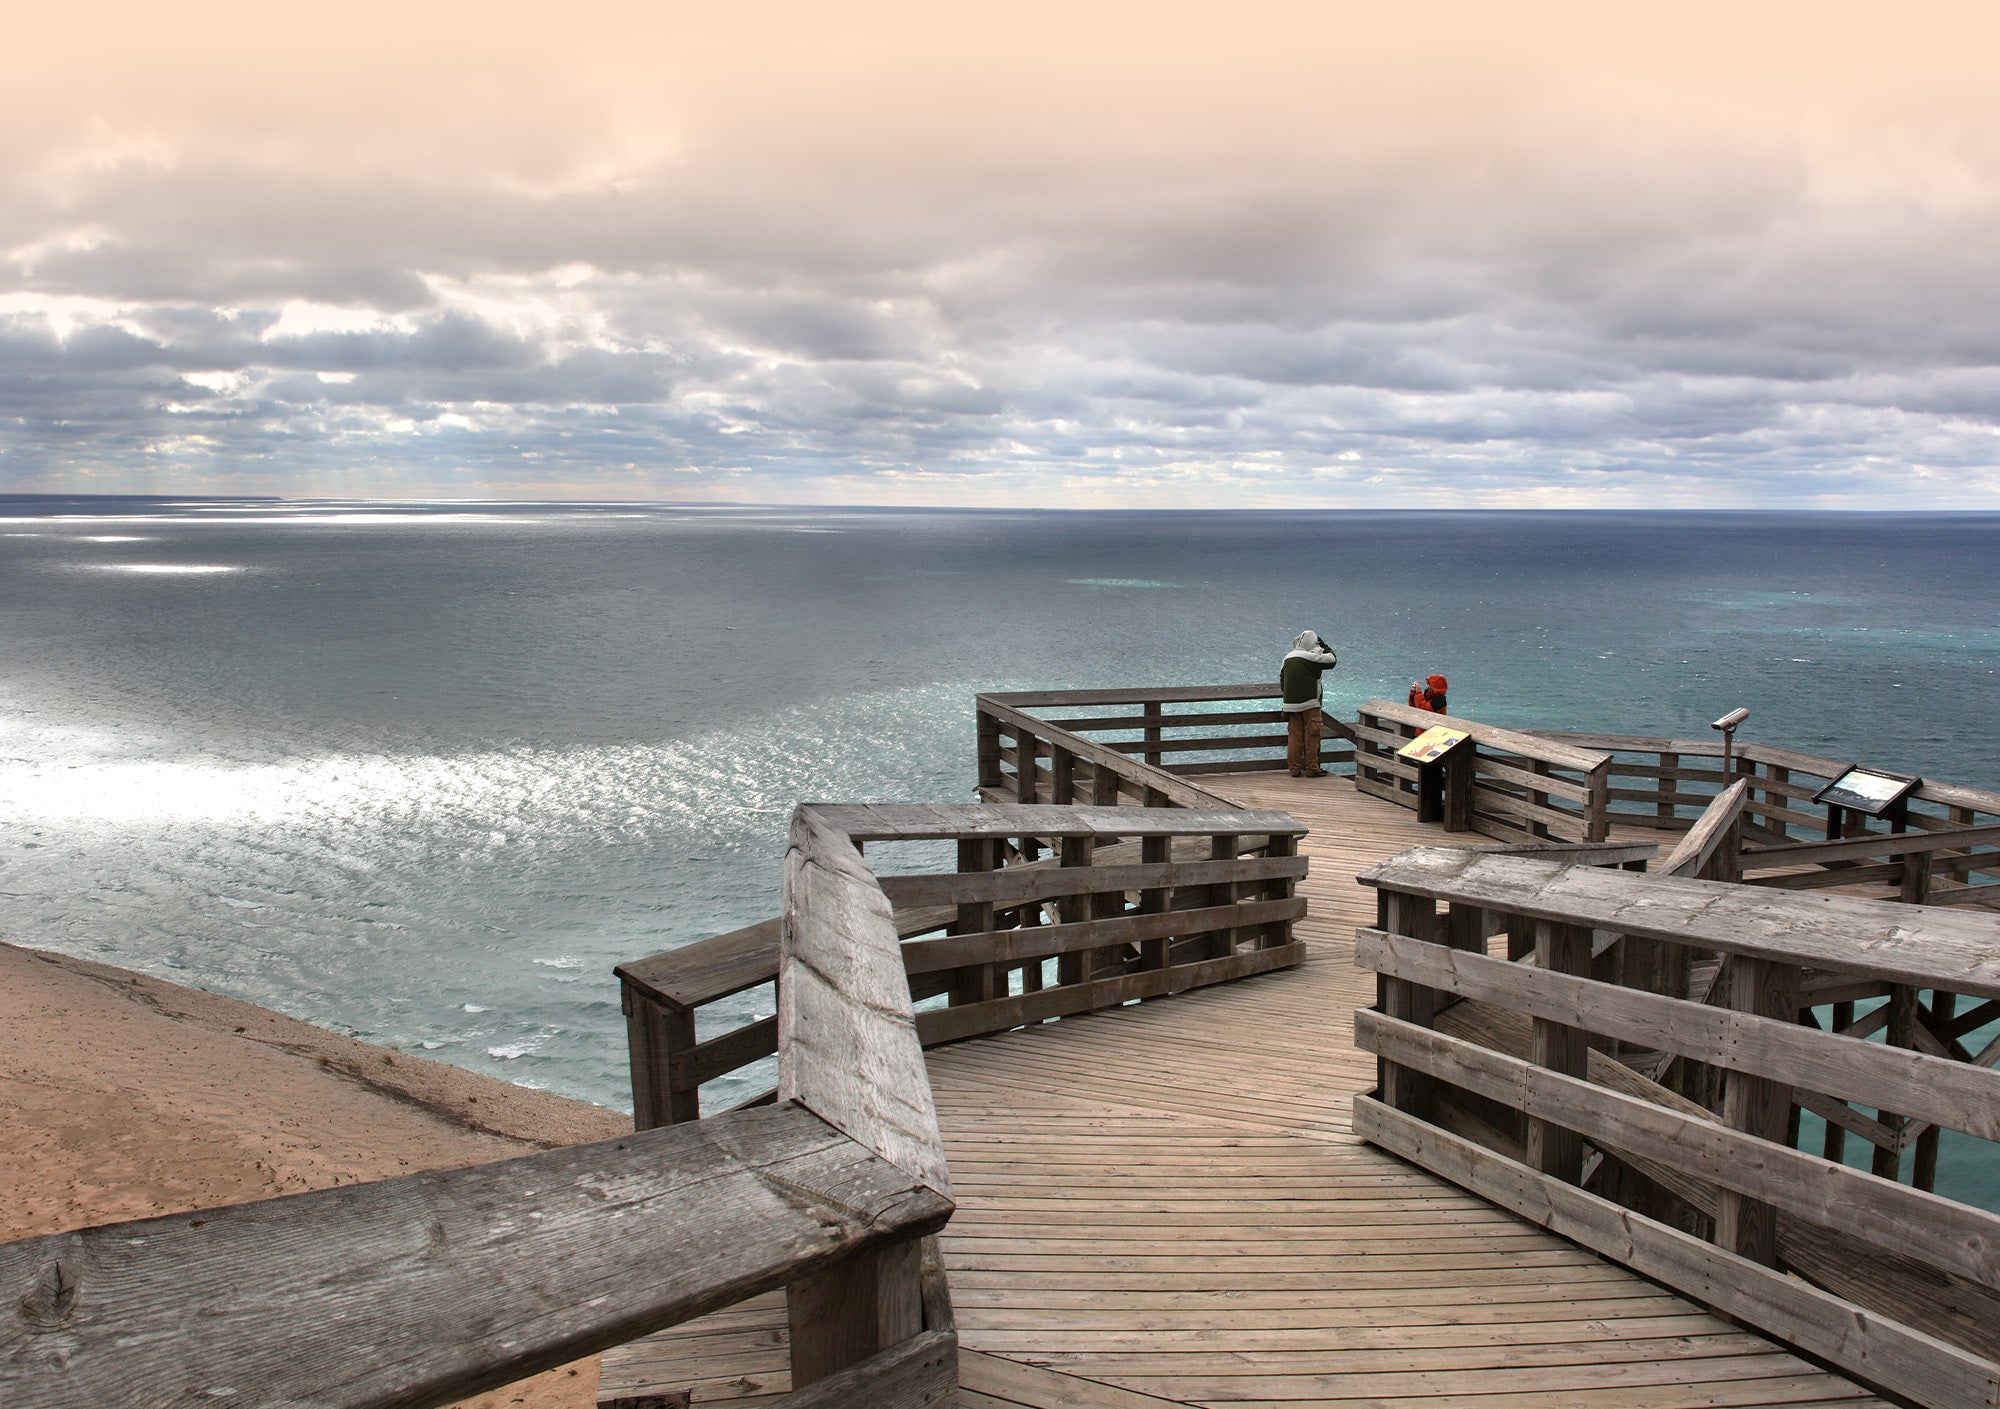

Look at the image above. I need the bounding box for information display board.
[1398,726,1469,765]
[1813,767,1921,817]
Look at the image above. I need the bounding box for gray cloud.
[5,9,2000,505]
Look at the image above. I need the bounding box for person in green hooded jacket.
[1280,630,1338,777]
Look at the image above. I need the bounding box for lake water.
[3,498,1996,1202]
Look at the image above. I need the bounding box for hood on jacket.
[1427,673,1448,693]
[1293,630,1320,652]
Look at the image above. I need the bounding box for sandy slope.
[0,940,635,1408]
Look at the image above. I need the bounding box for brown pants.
[1286,706,1323,774]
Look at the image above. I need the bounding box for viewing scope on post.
[1711,707,1749,776]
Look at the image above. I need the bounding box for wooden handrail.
[1744,820,2000,868]
[979,683,1282,708]
[1363,699,1614,774]
[1357,851,2000,1409]
[6,799,966,1408]
[979,684,1355,796]
[1362,847,2000,998]
[1658,778,1749,879]
[0,1105,951,1409]
[1353,699,1614,844]
[622,805,1310,1125]
[806,801,1304,841]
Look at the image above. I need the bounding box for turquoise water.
[2,499,1996,1205]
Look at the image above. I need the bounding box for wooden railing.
[0,803,960,1409]
[977,684,1356,806]
[620,803,1309,1122]
[1356,846,2000,1409]
[1354,699,1613,842]
[1536,730,2000,907]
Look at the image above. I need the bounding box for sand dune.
[0,940,635,1408]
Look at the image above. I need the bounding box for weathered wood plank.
[1047,709,1287,732]
[1360,849,2000,1001]
[766,1328,956,1409]
[1360,698,1616,773]
[1354,1096,2000,1409]
[876,855,1307,911]
[1355,929,2000,1142]
[980,684,1279,708]
[0,1105,951,1409]
[1526,921,1591,1182]
[675,1014,778,1092]
[1742,821,2000,869]
[915,943,1304,1047]
[900,898,1306,975]
[974,700,1234,810]
[809,802,1305,842]
[782,806,952,1197]
[1659,779,1749,879]
[1357,1012,2000,1294]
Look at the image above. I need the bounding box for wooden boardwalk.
[601,776,1890,1409]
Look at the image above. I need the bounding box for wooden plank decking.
[601,776,1892,1409]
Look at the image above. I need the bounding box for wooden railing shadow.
[1356,844,2000,1409]
[0,803,960,1409]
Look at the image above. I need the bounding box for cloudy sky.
[5,2,1999,506]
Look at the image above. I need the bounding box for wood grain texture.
[781,806,952,1198]
[1356,928,2000,1142]
[1356,1011,2000,1294]
[0,1104,951,1409]
[1357,1097,2000,1409]
[1360,848,2000,1000]
[608,771,1890,1409]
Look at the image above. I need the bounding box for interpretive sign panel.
[1814,767,1920,817]
[1399,726,1470,765]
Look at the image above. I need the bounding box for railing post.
[1913,992,1954,1192]
[1821,1000,1855,1163]
[1056,834,1096,986]
[1445,899,1485,956]
[623,983,700,1129]
[949,838,999,1007]
[1016,730,1042,861]
[1051,744,1075,806]
[1715,956,1803,1265]
[977,707,1002,795]
[780,805,954,1392]
[1206,832,1242,959]
[1766,762,1790,840]
[1264,832,1300,949]
[1584,760,1609,842]
[1872,984,1920,1180]
[1143,699,1163,768]
[1659,751,1679,826]
[1901,849,1935,904]
[1138,831,1171,969]
[1377,889,1439,1121]
[787,1238,924,1390]
[1526,919,1592,1183]
[1527,759,1553,840]
[1091,759,1121,808]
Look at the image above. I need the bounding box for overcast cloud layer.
[5,2,1999,506]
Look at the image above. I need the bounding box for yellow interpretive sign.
[1398,726,1470,764]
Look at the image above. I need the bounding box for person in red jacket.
[1408,674,1449,714]
[1423,673,1448,714]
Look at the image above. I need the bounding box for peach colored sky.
[5,3,1999,504]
